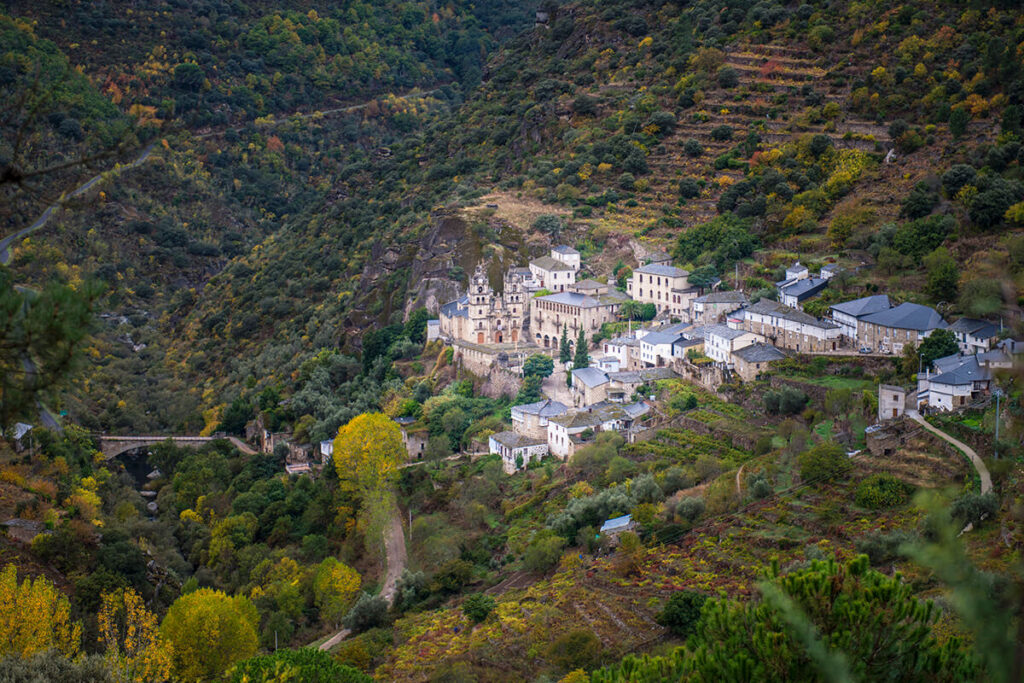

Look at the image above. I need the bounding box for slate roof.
[440,295,469,318]
[491,431,547,449]
[538,291,603,308]
[830,295,892,318]
[606,334,640,347]
[932,353,966,374]
[695,291,749,304]
[780,277,828,300]
[948,317,1000,339]
[635,263,689,277]
[745,300,840,329]
[640,331,684,346]
[860,302,947,332]
[575,278,605,290]
[705,323,749,340]
[513,399,569,417]
[550,404,627,429]
[552,245,580,255]
[572,367,610,388]
[978,349,1012,366]
[531,256,574,272]
[930,357,991,386]
[733,342,787,363]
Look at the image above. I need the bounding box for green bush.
[855,474,912,509]
[658,590,708,637]
[545,629,604,672]
[461,593,496,624]
[797,441,851,483]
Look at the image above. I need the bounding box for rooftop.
[572,367,610,388]
[635,263,689,278]
[733,342,787,363]
[512,399,569,418]
[745,300,840,329]
[930,357,991,386]
[574,278,606,290]
[860,302,947,332]
[695,291,749,304]
[641,330,685,346]
[538,291,601,308]
[491,431,547,449]
[531,256,575,272]
[830,294,892,318]
[439,295,469,319]
[948,317,1000,339]
[552,245,580,255]
[705,323,749,340]
[600,514,633,534]
[780,277,828,299]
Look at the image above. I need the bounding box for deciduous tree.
[98,588,173,683]
[313,558,361,626]
[0,564,80,659]
[161,588,258,682]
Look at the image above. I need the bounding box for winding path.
[0,142,157,266]
[907,410,992,495]
[317,505,407,652]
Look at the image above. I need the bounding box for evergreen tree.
[573,329,590,369]
[559,325,572,364]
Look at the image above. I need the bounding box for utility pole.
[994,389,1002,459]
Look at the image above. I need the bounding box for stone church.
[439,264,530,345]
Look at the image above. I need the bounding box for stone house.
[829,295,891,346]
[529,256,576,292]
[778,277,828,310]
[627,263,695,319]
[489,431,550,474]
[948,317,1000,355]
[878,384,908,421]
[571,366,611,407]
[547,402,649,460]
[917,355,991,413]
[857,302,947,355]
[731,342,787,381]
[740,300,841,353]
[550,245,581,272]
[691,291,749,325]
[703,324,761,367]
[511,399,569,439]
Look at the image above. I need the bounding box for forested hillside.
[4,0,1024,431]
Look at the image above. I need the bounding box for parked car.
[858,346,872,354]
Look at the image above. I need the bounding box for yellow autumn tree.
[98,588,174,683]
[313,557,361,626]
[0,563,80,658]
[332,412,406,496]
[160,588,258,682]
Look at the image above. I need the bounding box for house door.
[477,332,484,344]
[892,408,898,418]
[496,333,503,343]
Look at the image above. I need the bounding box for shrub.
[716,66,739,88]
[523,529,566,572]
[461,593,496,624]
[797,442,851,483]
[678,177,701,199]
[546,629,604,672]
[942,164,976,196]
[951,492,998,528]
[675,497,705,523]
[342,592,388,633]
[710,125,734,141]
[763,386,808,415]
[618,172,636,190]
[657,590,708,637]
[683,138,703,157]
[855,530,916,565]
[855,474,912,509]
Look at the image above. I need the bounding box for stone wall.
[479,368,523,400]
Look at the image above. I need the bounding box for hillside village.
[423,242,1020,476]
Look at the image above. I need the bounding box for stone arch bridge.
[98,435,257,460]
